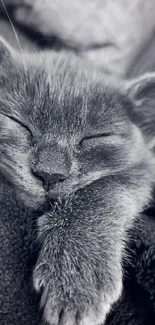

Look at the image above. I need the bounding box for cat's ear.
[0,37,14,68]
[124,73,155,149]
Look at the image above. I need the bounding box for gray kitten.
[0,37,155,325]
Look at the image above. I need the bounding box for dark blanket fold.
[106,210,155,325]
[0,179,40,325]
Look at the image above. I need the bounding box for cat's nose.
[33,170,66,191]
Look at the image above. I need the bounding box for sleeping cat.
[0,37,155,325]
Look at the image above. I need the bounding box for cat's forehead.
[1,52,131,137]
[28,75,129,135]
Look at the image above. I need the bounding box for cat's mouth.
[45,170,108,200]
[25,167,126,206]
[45,167,129,201]
[45,179,76,200]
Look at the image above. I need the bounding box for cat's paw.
[33,255,122,325]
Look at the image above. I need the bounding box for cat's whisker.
[0,0,27,76]
[24,217,38,227]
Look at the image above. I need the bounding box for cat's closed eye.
[1,112,33,138]
[78,132,114,149]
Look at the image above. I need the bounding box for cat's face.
[0,38,154,209]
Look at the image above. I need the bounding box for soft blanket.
[1,0,155,77]
[107,210,155,325]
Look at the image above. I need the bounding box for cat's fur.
[0,37,155,325]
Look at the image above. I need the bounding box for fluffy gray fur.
[0,37,155,325]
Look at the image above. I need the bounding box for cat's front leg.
[33,212,123,325]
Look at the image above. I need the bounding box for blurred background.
[0,0,155,79]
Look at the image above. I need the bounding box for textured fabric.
[0,178,40,325]
[107,211,155,325]
[10,0,155,77]
[1,0,155,77]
